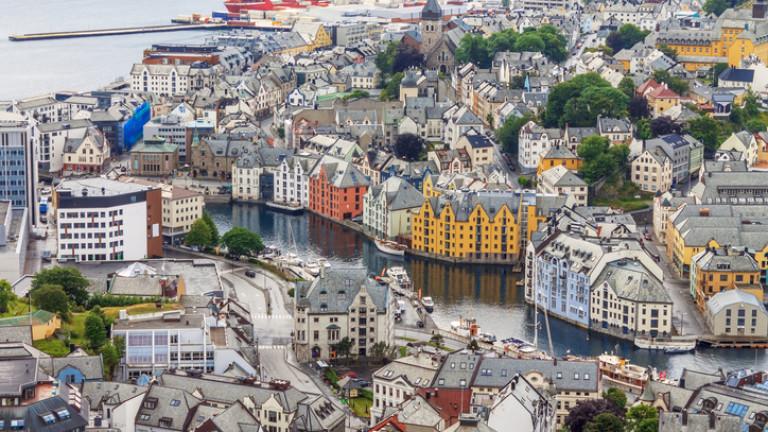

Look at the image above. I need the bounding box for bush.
[87,295,162,309]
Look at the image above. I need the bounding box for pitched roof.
[421,0,443,20]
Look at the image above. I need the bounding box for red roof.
[637,79,680,99]
[370,415,408,432]
[415,388,472,427]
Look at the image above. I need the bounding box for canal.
[207,202,768,376]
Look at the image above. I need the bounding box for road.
[223,269,293,345]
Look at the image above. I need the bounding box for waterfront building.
[128,137,178,177]
[665,204,768,279]
[0,112,39,224]
[631,147,674,193]
[537,165,588,207]
[37,119,92,173]
[690,246,762,312]
[190,135,255,180]
[308,156,370,221]
[518,121,565,172]
[370,353,440,425]
[536,145,582,176]
[273,154,317,209]
[130,63,220,97]
[362,176,424,241]
[141,44,253,73]
[231,153,264,203]
[705,289,768,338]
[471,358,599,428]
[54,177,163,262]
[293,271,394,362]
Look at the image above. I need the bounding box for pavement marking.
[252,313,292,320]
[258,345,287,350]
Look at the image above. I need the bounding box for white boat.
[317,257,331,269]
[450,316,481,338]
[375,239,406,256]
[386,266,411,287]
[479,332,497,344]
[421,296,435,313]
[664,346,694,354]
[304,261,321,277]
[634,335,697,352]
[278,252,303,267]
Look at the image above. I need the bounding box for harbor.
[8,23,228,42]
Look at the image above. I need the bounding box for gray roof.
[698,172,768,204]
[373,354,439,387]
[0,396,87,432]
[639,380,694,411]
[46,353,104,381]
[195,401,261,432]
[421,0,443,20]
[473,358,598,392]
[112,312,205,331]
[593,260,671,304]
[433,351,482,388]
[707,289,766,316]
[427,190,537,222]
[296,270,389,314]
[368,177,424,211]
[0,345,43,396]
[659,412,740,432]
[136,384,200,431]
[597,116,632,134]
[0,326,33,345]
[82,381,147,410]
[694,247,759,273]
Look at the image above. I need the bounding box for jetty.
[8,23,227,42]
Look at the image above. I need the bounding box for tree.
[334,337,354,361]
[652,70,689,95]
[545,73,628,127]
[686,115,722,151]
[619,77,636,99]
[486,113,495,129]
[712,62,729,86]
[703,0,730,16]
[514,33,545,53]
[628,95,650,120]
[375,42,397,75]
[518,176,534,188]
[380,72,403,101]
[33,267,89,306]
[496,114,533,154]
[369,342,391,362]
[626,405,659,432]
[746,118,767,133]
[84,312,107,350]
[186,219,213,249]
[607,24,650,53]
[565,399,624,432]
[342,90,370,101]
[603,388,627,410]
[456,34,491,68]
[394,133,425,161]
[635,118,652,140]
[31,284,69,316]
[221,227,265,257]
[430,333,444,347]
[578,135,620,183]
[201,212,219,245]
[658,44,678,61]
[744,91,761,118]
[584,413,625,432]
[100,341,120,379]
[650,116,681,137]
[467,339,480,351]
[0,280,15,314]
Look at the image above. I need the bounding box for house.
[61,128,110,174]
[597,116,633,145]
[427,149,472,174]
[455,133,495,168]
[486,375,556,432]
[293,270,394,362]
[308,156,370,221]
[644,134,704,185]
[129,137,178,177]
[444,105,483,148]
[363,176,424,241]
[273,154,318,209]
[631,147,674,193]
[189,135,255,180]
[518,121,565,171]
[291,21,332,51]
[705,289,768,338]
[0,311,60,341]
[370,353,440,425]
[637,79,681,117]
[536,145,582,176]
[690,246,762,312]
[719,131,758,167]
[82,381,148,431]
[537,166,588,206]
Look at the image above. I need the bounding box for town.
[2,0,768,430]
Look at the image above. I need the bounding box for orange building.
[309,156,370,221]
[536,145,583,176]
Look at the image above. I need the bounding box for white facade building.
[273,155,316,208]
[518,121,565,171]
[370,354,440,425]
[362,177,424,240]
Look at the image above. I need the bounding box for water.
[0,0,221,100]
[207,202,768,376]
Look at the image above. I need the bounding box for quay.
[8,23,228,42]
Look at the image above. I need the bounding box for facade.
[273,155,316,208]
[644,134,703,185]
[455,133,495,168]
[518,121,565,171]
[362,177,424,241]
[130,63,218,97]
[54,177,163,262]
[61,128,110,174]
[597,116,633,145]
[652,191,695,243]
[308,156,370,221]
[487,375,556,432]
[705,289,768,337]
[637,79,681,117]
[143,114,191,162]
[0,112,39,224]
[536,145,582,176]
[161,186,204,244]
[231,153,264,202]
[37,119,92,172]
[537,166,588,207]
[631,147,674,193]
[690,246,762,313]
[293,271,394,362]
[370,354,440,425]
[129,138,178,177]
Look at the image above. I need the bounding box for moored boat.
[421,296,435,313]
[450,316,481,338]
[598,354,649,395]
[374,239,407,256]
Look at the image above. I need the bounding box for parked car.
[41,250,52,262]
[245,270,256,278]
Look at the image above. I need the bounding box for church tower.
[420,0,443,55]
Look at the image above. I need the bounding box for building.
[412,190,558,263]
[291,21,332,51]
[704,289,768,338]
[637,79,681,117]
[273,155,317,209]
[143,114,192,162]
[444,106,483,148]
[597,116,633,145]
[0,112,39,224]
[693,171,768,205]
[130,63,219,97]
[0,311,60,341]
[0,200,28,283]
[190,136,254,180]
[61,127,110,175]
[0,396,87,431]
[370,353,440,425]
[231,153,264,202]
[308,156,370,221]
[690,246,762,313]
[37,119,92,173]
[536,145,582,176]
[293,270,393,362]
[486,375,556,432]
[129,137,178,177]
[518,121,564,171]
[363,177,424,241]
[644,134,704,185]
[54,177,163,262]
[719,131,758,167]
[455,133,495,168]
[631,147,674,193]
[537,166,588,207]
[652,191,696,243]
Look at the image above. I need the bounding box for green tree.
[652,70,689,95]
[185,219,213,249]
[603,388,627,410]
[31,284,69,316]
[380,72,403,101]
[467,339,480,351]
[619,76,636,99]
[514,33,545,53]
[33,267,89,306]
[744,91,761,118]
[578,135,620,183]
[430,333,444,347]
[375,42,397,75]
[712,62,729,86]
[703,0,730,16]
[626,405,659,432]
[746,118,767,133]
[394,133,425,161]
[606,24,650,53]
[201,212,219,245]
[496,114,533,154]
[0,280,15,314]
[544,73,628,127]
[277,125,286,139]
[456,34,491,68]
[100,342,120,379]
[686,116,722,151]
[334,337,354,361]
[518,176,534,188]
[658,44,678,61]
[584,413,624,432]
[84,312,107,350]
[635,118,652,140]
[221,227,265,257]
[342,90,370,101]
[486,113,495,129]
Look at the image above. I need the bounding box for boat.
[374,239,407,256]
[386,266,411,287]
[479,332,497,344]
[495,337,538,355]
[450,316,481,338]
[421,296,435,313]
[277,252,303,267]
[304,260,321,276]
[664,346,694,354]
[634,335,697,352]
[224,0,328,12]
[598,354,649,395]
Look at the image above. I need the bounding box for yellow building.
[536,145,583,176]
[291,21,332,51]
[0,310,61,341]
[691,246,763,313]
[411,190,550,263]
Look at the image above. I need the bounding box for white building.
[443,105,483,148]
[130,64,219,97]
[143,112,194,162]
[0,112,39,225]
[370,353,440,425]
[363,177,424,240]
[487,375,556,432]
[55,177,162,262]
[273,155,316,208]
[537,165,588,207]
[518,121,564,171]
[232,154,263,202]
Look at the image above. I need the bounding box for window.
[170,399,181,407]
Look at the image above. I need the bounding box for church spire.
[421,0,443,21]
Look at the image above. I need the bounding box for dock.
[8,23,228,42]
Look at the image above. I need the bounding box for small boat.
[386,266,411,287]
[450,317,480,338]
[304,260,321,277]
[375,239,407,256]
[598,354,649,395]
[421,296,435,313]
[479,332,497,344]
[496,337,537,355]
[664,346,694,354]
[277,252,303,267]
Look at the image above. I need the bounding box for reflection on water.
[208,202,768,376]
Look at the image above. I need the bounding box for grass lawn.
[0,298,35,318]
[594,196,653,212]
[594,178,654,211]
[349,397,372,418]
[33,339,69,357]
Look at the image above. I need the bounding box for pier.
[8,23,228,42]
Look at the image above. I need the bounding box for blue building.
[91,98,151,153]
[49,353,104,384]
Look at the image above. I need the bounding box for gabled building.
[308,156,370,221]
[61,127,110,174]
[370,353,440,425]
[363,176,424,241]
[273,154,318,209]
[518,121,565,171]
